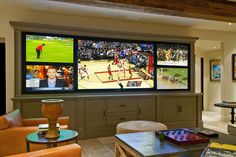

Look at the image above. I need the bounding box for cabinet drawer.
[107,100,136,112]
[107,112,137,126]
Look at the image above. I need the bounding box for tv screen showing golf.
[157,43,189,66]
[156,67,188,89]
[25,65,74,92]
[77,39,155,90]
[22,32,192,93]
[25,34,74,63]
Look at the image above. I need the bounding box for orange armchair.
[6,143,81,157]
[0,109,70,157]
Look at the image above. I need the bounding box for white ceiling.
[1,0,236,32]
[1,0,227,52]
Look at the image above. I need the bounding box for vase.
[41,99,64,138]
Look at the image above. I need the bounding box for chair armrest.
[23,117,70,126]
[0,127,39,156]
[6,143,81,157]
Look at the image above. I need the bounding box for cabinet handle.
[103,110,106,117]
[178,105,181,112]
[119,118,126,121]
[138,107,141,115]
[180,106,182,112]
[120,104,126,107]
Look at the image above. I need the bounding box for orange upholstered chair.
[6,143,81,157]
[0,109,70,157]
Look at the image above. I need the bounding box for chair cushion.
[4,109,23,127]
[0,116,10,130]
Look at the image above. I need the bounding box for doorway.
[0,42,6,115]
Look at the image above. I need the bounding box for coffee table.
[26,130,78,152]
[115,129,236,157]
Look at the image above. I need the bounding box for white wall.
[1,4,236,121]
[195,48,222,112]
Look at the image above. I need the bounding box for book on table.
[38,123,60,136]
[201,142,236,157]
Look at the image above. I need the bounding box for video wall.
[22,32,191,93]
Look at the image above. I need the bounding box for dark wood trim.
[201,57,204,110]
[52,0,236,23]
[0,42,6,115]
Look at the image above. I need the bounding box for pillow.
[0,116,10,130]
[4,109,23,127]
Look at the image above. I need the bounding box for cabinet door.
[85,100,106,128]
[179,97,196,121]
[161,97,178,122]
[137,97,156,121]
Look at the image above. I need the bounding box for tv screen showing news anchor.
[25,65,74,92]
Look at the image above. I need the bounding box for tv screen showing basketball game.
[22,32,192,93]
[25,33,74,63]
[25,65,74,92]
[157,43,189,66]
[156,67,189,90]
[77,39,155,90]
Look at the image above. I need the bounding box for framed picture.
[232,54,236,80]
[210,59,221,81]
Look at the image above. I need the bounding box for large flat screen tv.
[25,65,74,92]
[21,32,192,93]
[157,43,189,66]
[77,39,155,90]
[22,32,75,93]
[25,34,74,63]
[156,42,190,90]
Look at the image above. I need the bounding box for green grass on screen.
[26,37,73,63]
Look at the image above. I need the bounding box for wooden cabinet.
[12,93,202,139]
[137,97,156,121]
[158,96,197,128]
[179,97,196,121]
[85,99,106,128]
[107,99,137,126]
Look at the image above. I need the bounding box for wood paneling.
[52,0,236,22]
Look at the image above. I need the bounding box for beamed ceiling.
[51,0,236,23]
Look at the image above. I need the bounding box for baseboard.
[220,115,230,122]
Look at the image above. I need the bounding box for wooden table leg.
[230,108,235,124]
[115,143,129,157]
[26,141,30,152]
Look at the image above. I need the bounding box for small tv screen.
[25,65,74,92]
[77,39,155,90]
[25,34,74,63]
[157,43,189,66]
[157,67,188,89]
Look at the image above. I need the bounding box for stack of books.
[201,142,236,157]
[38,123,60,136]
[228,124,236,136]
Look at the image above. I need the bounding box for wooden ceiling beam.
[51,0,236,23]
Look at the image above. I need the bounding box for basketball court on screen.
[78,59,153,89]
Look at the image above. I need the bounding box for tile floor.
[78,111,230,157]
[202,110,228,134]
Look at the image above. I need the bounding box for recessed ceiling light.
[228,22,232,26]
